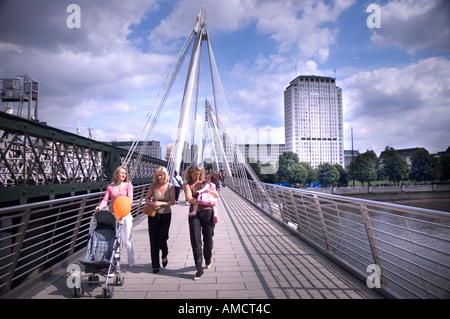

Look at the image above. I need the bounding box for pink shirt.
[99,183,133,214]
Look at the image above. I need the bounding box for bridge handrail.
[229,178,450,299]
[0,183,150,297]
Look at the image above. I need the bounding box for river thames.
[390,198,450,213]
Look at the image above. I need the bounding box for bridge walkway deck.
[22,187,381,299]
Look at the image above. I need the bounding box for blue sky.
[0,0,449,159]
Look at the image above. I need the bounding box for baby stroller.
[74,210,124,298]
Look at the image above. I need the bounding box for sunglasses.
[189,164,202,171]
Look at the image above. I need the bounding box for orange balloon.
[113,195,132,218]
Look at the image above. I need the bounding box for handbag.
[142,205,156,217]
[142,184,157,217]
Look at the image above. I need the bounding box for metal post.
[313,195,330,250]
[67,198,88,257]
[2,208,31,294]
[288,190,303,233]
[360,203,384,288]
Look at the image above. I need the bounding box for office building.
[238,143,285,168]
[344,150,359,168]
[284,75,344,168]
[110,140,162,159]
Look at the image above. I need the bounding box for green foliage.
[380,146,409,184]
[409,148,441,182]
[440,152,450,181]
[333,163,349,187]
[348,150,377,186]
[316,163,340,186]
[276,152,307,184]
[247,146,448,187]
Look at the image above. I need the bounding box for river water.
[388,198,450,213]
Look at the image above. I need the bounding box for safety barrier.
[2,176,449,299]
[230,178,450,299]
[0,184,150,297]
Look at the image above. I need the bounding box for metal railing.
[0,183,150,297]
[230,178,450,299]
[2,175,449,299]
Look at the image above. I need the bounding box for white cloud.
[370,0,450,54]
[148,0,353,62]
[342,57,450,154]
[0,0,175,141]
[1,0,448,161]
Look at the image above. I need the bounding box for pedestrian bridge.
[1,181,449,299]
[2,6,448,301]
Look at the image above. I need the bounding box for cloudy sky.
[0,0,449,158]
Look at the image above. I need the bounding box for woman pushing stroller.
[95,166,134,268]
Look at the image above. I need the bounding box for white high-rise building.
[284,75,343,168]
[237,143,285,168]
[110,140,162,159]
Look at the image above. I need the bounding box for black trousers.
[147,213,172,269]
[174,186,181,201]
[188,209,214,272]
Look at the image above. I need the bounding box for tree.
[364,150,382,180]
[276,152,308,184]
[440,151,450,181]
[255,161,278,184]
[299,161,315,185]
[334,163,349,187]
[348,150,377,187]
[380,146,409,184]
[317,163,340,187]
[409,148,441,183]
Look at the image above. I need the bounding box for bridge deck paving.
[24,187,381,300]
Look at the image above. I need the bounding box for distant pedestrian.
[170,170,183,203]
[184,164,219,280]
[220,170,226,188]
[145,166,175,273]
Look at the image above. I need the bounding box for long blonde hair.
[113,166,129,183]
[153,166,170,184]
[183,164,204,185]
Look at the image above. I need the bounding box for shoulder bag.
[143,184,156,217]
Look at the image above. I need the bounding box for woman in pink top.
[95,166,134,267]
